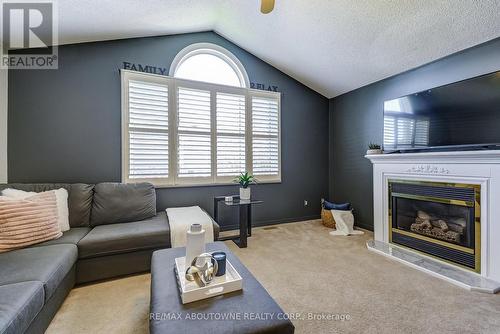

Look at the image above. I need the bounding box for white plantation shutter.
[129,131,169,178]
[177,87,212,178]
[122,70,281,186]
[252,95,280,177]
[216,92,246,177]
[125,77,170,182]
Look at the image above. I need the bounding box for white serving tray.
[174,253,243,304]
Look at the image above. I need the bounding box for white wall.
[0,69,7,183]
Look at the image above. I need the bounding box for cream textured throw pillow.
[2,188,70,232]
[0,191,62,253]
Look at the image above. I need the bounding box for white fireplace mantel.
[366,150,500,164]
[365,150,500,293]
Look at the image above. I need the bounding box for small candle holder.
[212,251,227,277]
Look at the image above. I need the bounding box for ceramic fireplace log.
[414,218,432,230]
[433,219,449,232]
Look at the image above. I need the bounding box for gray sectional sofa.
[0,182,219,334]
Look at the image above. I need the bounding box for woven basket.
[321,208,336,228]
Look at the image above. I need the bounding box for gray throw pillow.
[90,182,156,226]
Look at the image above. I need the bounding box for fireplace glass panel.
[394,197,472,248]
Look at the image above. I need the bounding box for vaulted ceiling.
[57,0,500,98]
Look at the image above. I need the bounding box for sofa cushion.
[29,227,91,248]
[0,244,77,302]
[66,184,94,227]
[0,281,44,334]
[78,212,169,259]
[90,182,156,226]
[0,183,94,227]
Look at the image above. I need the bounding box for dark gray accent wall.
[8,31,329,230]
[329,37,500,231]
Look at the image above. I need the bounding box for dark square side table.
[214,196,263,248]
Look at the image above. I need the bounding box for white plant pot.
[240,187,251,200]
[366,149,383,155]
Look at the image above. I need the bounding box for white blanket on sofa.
[166,206,214,247]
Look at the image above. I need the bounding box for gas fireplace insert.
[389,180,480,272]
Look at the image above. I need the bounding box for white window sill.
[153,179,282,189]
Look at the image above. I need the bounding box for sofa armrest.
[164,208,220,242]
[212,219,220,241]
[200,208,220,241]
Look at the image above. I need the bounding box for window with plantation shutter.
[252,96,280,178]
[177,87,212,179]
[216,92,246,178]
[123,73,171,184]
[122,68,281,187]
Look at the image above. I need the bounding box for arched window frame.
[169,43,250,88]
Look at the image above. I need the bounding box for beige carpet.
[46,220,500,334]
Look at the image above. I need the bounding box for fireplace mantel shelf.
[365,150,500,164]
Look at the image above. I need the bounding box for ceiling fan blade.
[261,0,275,14]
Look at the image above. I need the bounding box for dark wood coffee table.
[150,242,294,334]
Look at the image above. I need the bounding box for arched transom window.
[170,43,249,88]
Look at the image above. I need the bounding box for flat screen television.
[383,70,500,152]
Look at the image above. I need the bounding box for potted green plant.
[235,172,256,200]
[367,142,383,155]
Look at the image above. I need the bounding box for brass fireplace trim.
[388,179,481,273]
[390,193,473,208]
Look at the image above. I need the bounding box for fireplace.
[389,180,480,272]
[365,151,500,291]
